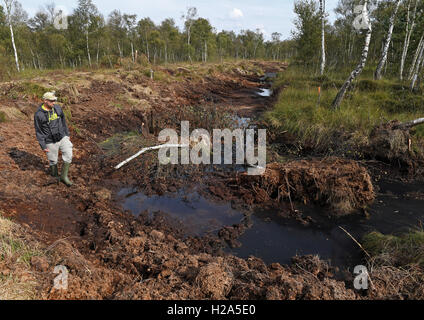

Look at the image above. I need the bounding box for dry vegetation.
[0,212,41,300]
[364,231,424,299]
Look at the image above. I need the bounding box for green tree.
[71,0,102,67]
[191,18,214,62]
[137,17,155,62]
[292,0,321,69]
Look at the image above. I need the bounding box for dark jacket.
[34,104,70,150]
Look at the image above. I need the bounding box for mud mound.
[237,158,375,216]
[195,263,233,299]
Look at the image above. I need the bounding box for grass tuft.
[363,230,424,267]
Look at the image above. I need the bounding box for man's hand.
[43,149,50,153]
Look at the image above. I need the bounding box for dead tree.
[393,118,424,130]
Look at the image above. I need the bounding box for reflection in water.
[227,210,360,268]
[118,180,424,268]
[119,188,243,236]
[257,88,272,97]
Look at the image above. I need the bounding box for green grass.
[62,106,72,122]
[363,230,424,267]
[0,111,6,123]
[266,66,424,155]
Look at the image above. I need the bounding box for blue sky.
[18,0,340,40]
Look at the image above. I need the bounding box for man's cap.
[43,92,58,101]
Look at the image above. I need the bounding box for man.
[34,92,73,187]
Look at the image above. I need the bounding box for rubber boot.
[50,164,58,177]
[60,162,73,187]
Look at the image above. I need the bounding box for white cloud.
[229,8,243,19]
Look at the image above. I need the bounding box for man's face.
[44,99,55,108]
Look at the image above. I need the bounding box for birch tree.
[408,32,424,80]
[73,0,101,68]
[410,38,424,89]
[3,0,20,72]
[400,0,418,80]
[123,14,137,62]
[374,0,402,80]
[320,0,326,75]
[137,18,155,62]
[108,10,124,58]
[332,0,372,110]
[181,7,197,63]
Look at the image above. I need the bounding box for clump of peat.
[237,157,375,217]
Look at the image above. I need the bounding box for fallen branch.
[393,117,424,130]
[114,144,188,170]
[338,226,371,259]
[337,228,376,289]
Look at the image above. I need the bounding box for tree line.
[0,0,291,75]
[1,0,423,98]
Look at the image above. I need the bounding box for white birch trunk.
[394,117,424,129]
[117,41,122,58]
[29,47,37,69]
[374,0,402,80]
[145,32,150,62]
[332,1,372,110]
[410,42,424,90]
[408,33,424,80]
[400,0,417,80]
[9,22,20,72]
[187,24,192,63]
[4,0,20,72]
[96,41,100,66]
[86,31,92,68]
[320,0,326,75]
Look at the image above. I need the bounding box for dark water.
[118,188,244,236]
[118,179,424,269]
[228,180,424,268]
